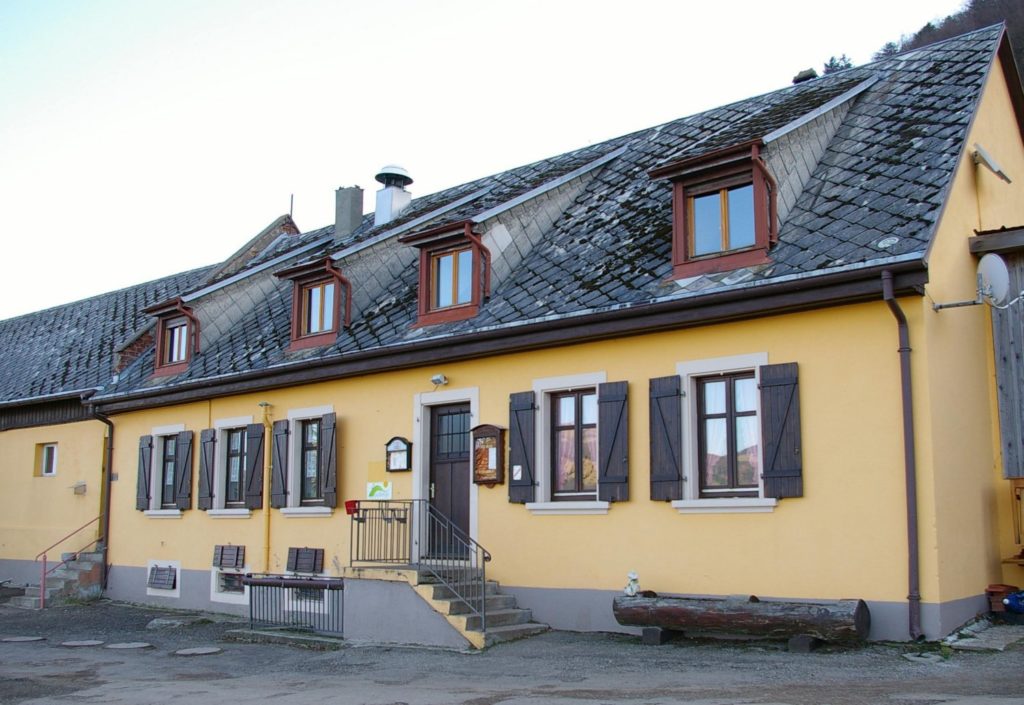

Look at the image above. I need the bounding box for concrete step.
[460,608,533,632]
[484,622,549,647]
[23,583,66,599]
[444,593,516,615]
[7,595,41,610]
[421,580,499,600]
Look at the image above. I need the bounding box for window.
[219,572,245,594]
[551,389,598,501]
[163,317,189,364]
[301,280,336,336]
[649,355,802,513]
[650,144,776,278]
[210,545,248,604]
[146,298,198,376]
[300,418,322,504]
[136,427,193,514]
[431,247,474,310]
[270,407,339,513]
[696,372,759,497]
[159,435,177,508]
[508,373,629,514]
[400,221,488,326]
[35,443,57,477]
[224,428,246,506]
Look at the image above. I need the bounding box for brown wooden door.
[429,403,471,556]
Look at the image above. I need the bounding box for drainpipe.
[463,222,491,298]
[84,392,114,590]
[323,259,353,328]
[259,402,273,573]
[881,270,923,640]
[751,145,779,243]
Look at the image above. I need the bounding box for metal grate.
[243,575,343,636]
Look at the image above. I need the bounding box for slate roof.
[0,266,214,403]
[68,25,1014,401]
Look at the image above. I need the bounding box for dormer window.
[650,142,777,278]
[400,221,490,327]
[276,258,352,351]
[146,298,198,376]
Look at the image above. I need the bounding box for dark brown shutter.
[244,423,265,509]
[320,413,338,508]
[136,435,153,511]
[597,381,629,502]
[213,545,245,569]
[760,362,803,498]
[649,375,683,501]
[508,391,536,504]
[287,547,324,573]
[174,430,194,510]
[270,420,289,508]
[197,429,216,510]
[147,565,177,590]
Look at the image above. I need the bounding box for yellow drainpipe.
[259,402,273,573]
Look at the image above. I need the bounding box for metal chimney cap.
[375,165,413,187]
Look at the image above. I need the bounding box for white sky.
[0,0,968,320]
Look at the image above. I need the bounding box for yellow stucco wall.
[919,54,1024,596]
[109,299,921,604]
[0,420,106,561]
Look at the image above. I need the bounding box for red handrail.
[35,515,101,609]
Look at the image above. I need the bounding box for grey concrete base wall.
[105,565,247,617]
[0,559,40,586]
[506,585,989,642]
[342,578,469,649]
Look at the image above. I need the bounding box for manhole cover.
[60,640,105,647]
[1,636,45,643]
[173,647,222,656]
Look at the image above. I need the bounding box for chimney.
[335,186,364,239]
[374,165,413,227]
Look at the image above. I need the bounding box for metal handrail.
[35,515,101,609]
[349,499,492,631]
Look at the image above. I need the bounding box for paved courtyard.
[1,602,1023,705]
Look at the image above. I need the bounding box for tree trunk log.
[613,595,870,643]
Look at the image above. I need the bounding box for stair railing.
[35,515,101,609]
[349,499,491,631]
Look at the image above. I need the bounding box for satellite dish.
[977,253,1011,307]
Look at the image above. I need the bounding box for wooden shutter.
[508,391,536,504]
[197,429,216,510]
[213,545,245,569]
[287,547,324,573]
[147,565,177,590]
[244,423,265,509]
[598,381,629,502]
[136,435,153,511]
[649,376,684,501]
[270,420,289,508]
[760,362,803,498]
[174,430,194,510]
[320,413,338,508]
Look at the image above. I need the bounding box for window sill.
[671,498,777,514]
[525,501,610,516]
[144,509,183,519]
[208,508,252,519]
[280,506,333,518]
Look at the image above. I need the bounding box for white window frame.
[209,563,249,605]
[673,352,777,514]
[144,423,185,518]
[146,559,181,599]
[280,405,334,517]
[526,371,610,516]
[208,415,254,518]
[40,443,58,477]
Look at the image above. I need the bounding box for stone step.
[443,593,516,615]
[23,583,66,599]
[484,622,549,647]
[421,580,499,600]
[461,608,533,632]
[7,595,42,610]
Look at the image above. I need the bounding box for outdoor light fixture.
[430,373,448,386]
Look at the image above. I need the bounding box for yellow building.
[5,26,1024,647]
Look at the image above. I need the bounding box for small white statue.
[624,571,640,597]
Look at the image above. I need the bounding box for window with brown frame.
[224,428,246,507]
[400,222,487,327]
[276,258,351,351]
[160,435,178,508]
[696,372,759,497]
[430,247,474,310]
[300,418,323,504]
[300,280,337,336]
[551,389,599,501]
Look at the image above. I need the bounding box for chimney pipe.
[374,165,413,227]
[335,186,364,240]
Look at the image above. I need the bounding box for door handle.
[429,482,435,499]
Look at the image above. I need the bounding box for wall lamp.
[430,374,448,386]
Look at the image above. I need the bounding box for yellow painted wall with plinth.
[0,420,106,561]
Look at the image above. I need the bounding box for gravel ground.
[2,601,1023,704]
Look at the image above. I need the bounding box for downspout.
[259,402,273,573]
[173,300,201,355]
[463,222,491,298]
[751,145,779,243]
[84,392,114,590]
[324,259,353,328]
[881,270,923,640]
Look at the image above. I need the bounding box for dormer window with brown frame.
[650,142,778,278]
[399,221,490,327]
[146,298,199,377]
[276,258,352,351]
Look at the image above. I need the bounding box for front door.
[429,403,471,556]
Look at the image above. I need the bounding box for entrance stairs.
[7,551,104,609]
